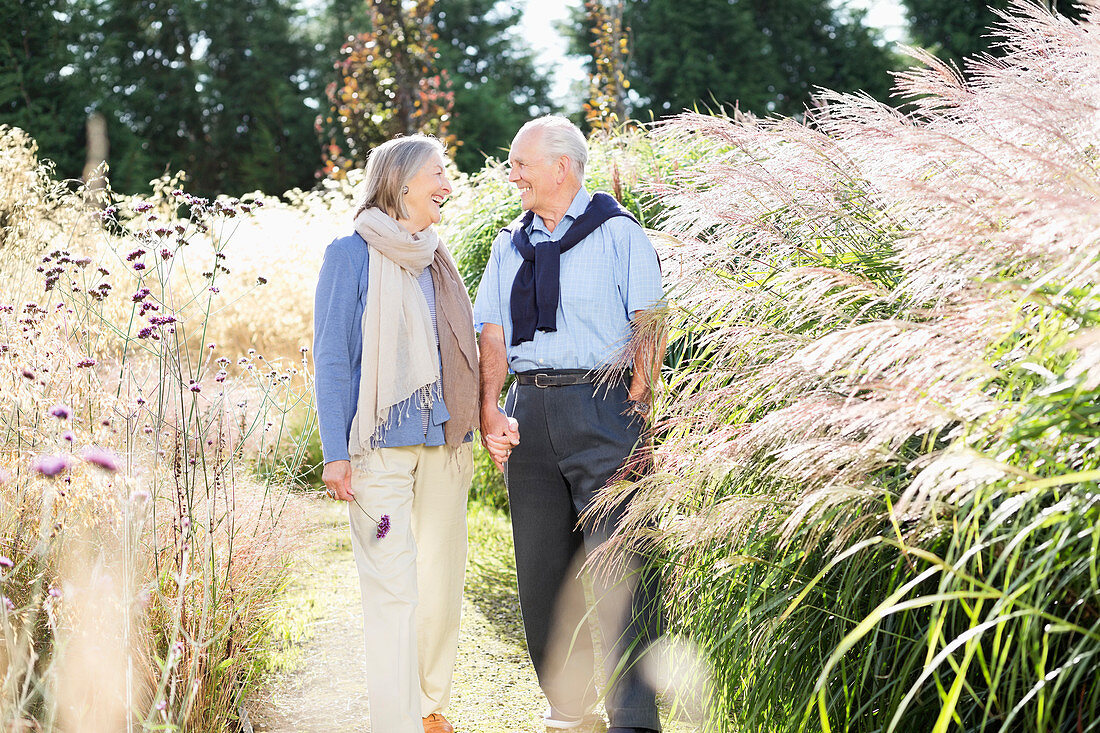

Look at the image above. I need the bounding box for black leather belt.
[515,369,617,387]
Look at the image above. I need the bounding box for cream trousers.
[348,443,472,733]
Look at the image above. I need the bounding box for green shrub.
[468,441,508,511]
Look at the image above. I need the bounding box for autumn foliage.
[320,0,455,179]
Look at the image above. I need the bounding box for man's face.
[507,129,557,215]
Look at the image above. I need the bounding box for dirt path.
[246,499,545,732]
[246,498,699,733]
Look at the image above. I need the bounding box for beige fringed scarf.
[348,207,479,456]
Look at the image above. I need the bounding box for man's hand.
[481,409,519,471]
[478,323,518,472]
[322,459,353,502]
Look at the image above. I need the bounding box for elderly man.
[474,115,663,733]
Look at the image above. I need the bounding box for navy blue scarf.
[507,192,637,346]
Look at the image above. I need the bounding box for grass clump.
[586,4,1100,731]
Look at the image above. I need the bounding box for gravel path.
[246,498,699,733]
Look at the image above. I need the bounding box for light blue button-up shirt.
[472,187,663,372]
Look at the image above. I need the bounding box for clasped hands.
[481,407,520,471]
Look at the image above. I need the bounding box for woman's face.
[400,154,452,233]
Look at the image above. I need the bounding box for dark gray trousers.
[504,379,661,731]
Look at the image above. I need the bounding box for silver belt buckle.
[534,373,551,388]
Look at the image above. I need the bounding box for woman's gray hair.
[516,116,588,181]
[355,134,445,219]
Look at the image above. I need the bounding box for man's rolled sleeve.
[313,245,358,463]
[623,224,664,317]
[472,232,507,332]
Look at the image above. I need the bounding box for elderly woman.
[313,134,479,733]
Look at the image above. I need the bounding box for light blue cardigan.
[312,233,450,464]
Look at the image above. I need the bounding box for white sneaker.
[543,707,587,730]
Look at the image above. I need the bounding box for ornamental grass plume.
[587,2,1100,731]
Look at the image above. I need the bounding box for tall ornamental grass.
[0,126,327,731]
[588,2,1100,731]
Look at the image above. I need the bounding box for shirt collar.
[530,187,590,238]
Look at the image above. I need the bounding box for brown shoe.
[423,713,455,733]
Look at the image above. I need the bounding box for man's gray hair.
[517,115,588,181]
[356,134,445,220]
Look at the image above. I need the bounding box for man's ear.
[554,155,570,184]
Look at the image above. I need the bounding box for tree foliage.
[900,0,1089,69]
[320,0,455,179]
[617,0,900,119]
[583,0,630,131]
[4,0,320,197]
[429,0,554,172]
[0,0,92,180]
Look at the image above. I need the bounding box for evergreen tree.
[49,0,319,197]
[0,0,93,180]
[577,0,900,120]
[900,0,1088,69]
[198,0,320,194]
[429,0,554,172]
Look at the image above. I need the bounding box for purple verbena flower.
[132,287,151,302]
[82,446,120,472]
[134,202,154,213]
[376,514,391,539]
[126,248,146,262]
[160,248,173,260]
[137,326,155,339]
[189,381,201,393]
[20,368,34,379]
[33,455,69,477]
[76,358,96,368]
[48,404,71,420]
[133,262,146,271]
[148,315,176,326]
[0,556,13,569]
[61,430,74,442]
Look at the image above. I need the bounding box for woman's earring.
[402,185,409,194]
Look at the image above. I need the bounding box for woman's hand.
[322,459,354,502]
